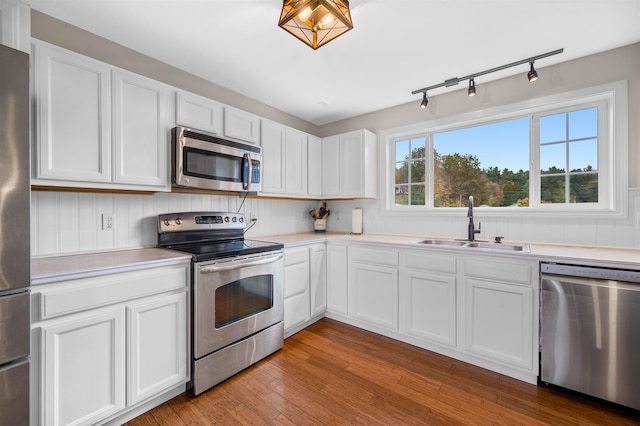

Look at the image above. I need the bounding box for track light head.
[527,62,538,82]
[420,92,429,109]
[468,79,476,97]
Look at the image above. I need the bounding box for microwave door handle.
[242,153,252,190]
[199,253,283,273]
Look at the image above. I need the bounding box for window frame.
[381,81,628,218]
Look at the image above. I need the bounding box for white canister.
[314,218,327,232]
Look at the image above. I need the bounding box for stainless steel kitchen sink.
[413,239,467,247]
[413,239,529,252]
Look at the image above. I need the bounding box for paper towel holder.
[350,208,363,235]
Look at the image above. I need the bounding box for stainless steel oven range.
[158,212,284,395]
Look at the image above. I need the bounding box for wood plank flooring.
[126,318,640,425]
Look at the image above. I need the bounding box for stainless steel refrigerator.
[0,43,31,424]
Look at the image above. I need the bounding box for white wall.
[325,190,640,249]
[30,192,319,256]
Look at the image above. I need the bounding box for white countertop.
[262,231,640,270]
[31,233,640,285]
[31,248,191,285]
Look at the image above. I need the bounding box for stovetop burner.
[157,212,283,261]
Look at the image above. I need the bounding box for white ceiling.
[25,0,640,126]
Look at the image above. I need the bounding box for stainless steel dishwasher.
[540,263,640,410]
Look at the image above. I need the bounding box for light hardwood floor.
[126,318,640,425]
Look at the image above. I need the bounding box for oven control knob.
[232,217,237,223]
[239,217,244,223]
[175,217,183,225]
[163,219,172,226]
[224,216,229,222]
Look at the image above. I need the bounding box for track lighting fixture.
[420,92,429,109]
[468,78,476,97]
[527,62,538,82]
[412,48,563,108]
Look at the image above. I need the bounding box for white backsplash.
[31,189,640,256]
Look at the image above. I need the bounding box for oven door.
[194,251,284,359]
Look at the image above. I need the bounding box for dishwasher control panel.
[541,262,640,283]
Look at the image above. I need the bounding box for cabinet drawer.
[284,246,309,266]
[400,250,456,274]
[349,246,398,266]
[463,257,534,286]
[33,264,189,321]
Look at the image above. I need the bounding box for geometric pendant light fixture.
[279,0,353,50]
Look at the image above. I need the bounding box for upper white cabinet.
[224,106,260,144]
[307,135,322,197]
[31,41,171,191]
[175,90,224,135]
[0,0,30,53]
[113,70,170,187]
[322,129,377,199]
[261,120,308,196]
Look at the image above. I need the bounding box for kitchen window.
[383,81,627,216]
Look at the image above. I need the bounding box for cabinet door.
[349,262,399,330]
[284,128,308,196]
[175,91,223,135]
[0,0,30,53]
[40,309,125,426]
[326,244,348,315]
[339,130,364,197]
[283,247,310,330]
[309,244,327,316]
[224,106,260,144]
[464,278,533,369]
[321,135,340,197]
[400,269,456,347]
[112,70,170,188]
[307,135,322,197]
[33,42,112,183]
[128,291,188,405]
[261,120,285,193]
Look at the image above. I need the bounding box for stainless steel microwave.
[172,126,262,192]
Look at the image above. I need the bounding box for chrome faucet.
[467,196,481,241]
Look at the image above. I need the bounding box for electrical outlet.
[250,213,258,222]
[102,213,115,230]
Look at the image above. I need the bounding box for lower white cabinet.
[31,263,190,426]
[283,246,311,331]
[40,308,126,425]
[348,247,399,330]
[309,244,327,317]
[462,256,536,371]
[127,292,188,405]
[326,243,348,315]
[283,244,327,335]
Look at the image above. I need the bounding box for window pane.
[410,138,426,159]
[540,143,566,174]
[410,185,426,205]
[570,173,598,203]
[396,140,409,162]
[410,159,425,183]
[433,118,529,208]
[540,113,566,143]
[395,185,408,205]
[541,175,565,203]
[569,138,598,172]
[569,108,597,140]
[395,161,408,184]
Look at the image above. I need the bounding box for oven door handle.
[199,253,283,273]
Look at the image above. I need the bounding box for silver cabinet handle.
[199,253,283,274]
